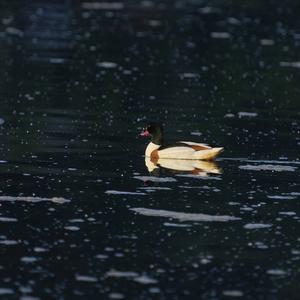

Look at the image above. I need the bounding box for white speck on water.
[190,131,202,136]
[33,247,48,253]
[106,270,139,278]
[238,112,258,118]
[49,58,65,64]
[267,195,296,200]
[0,288,14,295]
[0,160,7,163]
[69,218,85,223]
[280,61,300,68]
[108,293,125,299]
[244,223,272,229]
[64,226,80,231]
[82,2,124,10]
[176,174,221,180]
[0,118,4,125]
[138,187,172,191]
[133,176,177,183]
[211,32,231,39]
[75,274,98,282]
[0,217,17,222]
[222,290,244,297]
[260,39,275,46]
[106,270,157,284]
[97,61,118,68]
[180,73,199,79]
[278,211,296,216]
[254,241,268,249]
[0,196,70,203]
[6,27,24,37]
[0,240,18,245]
[239,164,296,172]
[95,254,108,259]
[131,208,241,222]
[149,287,161,294]
[105,190,146,195]
[20,296,40,300]
[290,192,300,196]
[21,256,38,263]
[163,222,192,228]
[199,7,220,14]
[224,113,235,118]
[133,275,158,284]
[266,269,287,276]
[67,168,77,171]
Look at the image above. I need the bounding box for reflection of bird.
[140,122,223,161]
[145,157,221,177]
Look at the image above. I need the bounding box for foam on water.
[131,208,241,222]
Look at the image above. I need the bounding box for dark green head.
[140,122,164,145]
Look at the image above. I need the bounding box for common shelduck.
[140,122,223,161]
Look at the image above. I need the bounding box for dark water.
[0,1,299,299]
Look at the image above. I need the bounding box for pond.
[0,0,299,299]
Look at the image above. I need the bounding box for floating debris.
[131,207,241,222]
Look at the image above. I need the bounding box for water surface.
[0,1,299,299]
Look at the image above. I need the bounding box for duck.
[140,122,223,161]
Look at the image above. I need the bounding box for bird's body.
[141,123,223,161]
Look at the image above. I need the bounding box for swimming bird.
[140,122,223,161]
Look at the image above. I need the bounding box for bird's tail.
[193,147,224,160]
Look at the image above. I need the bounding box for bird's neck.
[151,133,163,145]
